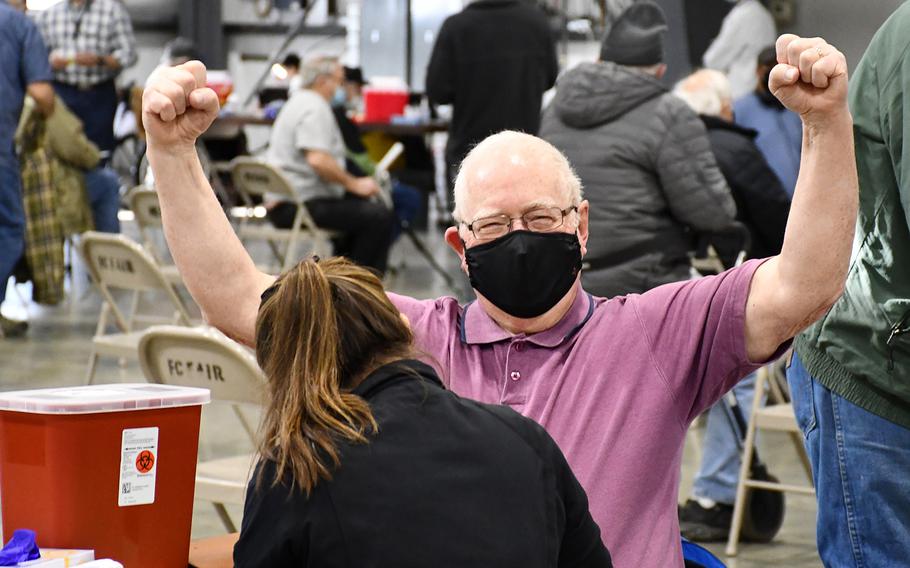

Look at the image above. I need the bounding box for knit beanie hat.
[600,1,668,66]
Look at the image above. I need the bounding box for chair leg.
[685,422,703,474]
[266,240,284,267]
[725,417,758,557]
[403,227,458,289]
[85,352,99,385]
[213,502,237,533]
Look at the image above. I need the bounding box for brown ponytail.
[254,257,414,494]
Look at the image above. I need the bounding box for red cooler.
[0,384,210,567]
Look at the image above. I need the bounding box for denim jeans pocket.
[787,355,818,438]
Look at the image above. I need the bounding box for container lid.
[0,383,211,415]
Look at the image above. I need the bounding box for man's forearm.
[308,151,355,192]
[26,82,55,117]
[777,112,858,316]
[147,146,270,339]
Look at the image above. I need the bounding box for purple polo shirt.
[391,259,784,567]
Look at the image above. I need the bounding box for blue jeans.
[0,159,24,306]
[84,167,121,233]
[692,372,759,504]
[391,181,421,242]
[788,353,910,567]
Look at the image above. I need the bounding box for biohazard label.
[118,427,159,507]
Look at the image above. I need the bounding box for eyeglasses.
[463,206,578,241]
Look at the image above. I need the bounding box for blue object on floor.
[0,529,40,565]
[682,537,725,568]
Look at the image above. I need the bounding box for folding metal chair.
[725,365,815,556]
[78,232,193,384]
[126,187,186,285]
[138,325,265,533]
[230,157,334,271]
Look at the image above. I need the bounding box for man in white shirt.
[703,0,777,100]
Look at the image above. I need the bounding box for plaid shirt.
[35,0,136,88]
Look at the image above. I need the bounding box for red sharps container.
[0,384,211,566]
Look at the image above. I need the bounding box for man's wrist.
[802,108,853,139]
[147,140,198,161]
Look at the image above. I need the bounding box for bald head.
[673,69,733,120]
[453,131,583,222]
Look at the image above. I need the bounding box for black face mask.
[464,230,582,319]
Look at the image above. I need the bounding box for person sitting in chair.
[266,57,396,274]
[328,66,421,243]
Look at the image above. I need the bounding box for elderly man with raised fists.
[143,34,855,567]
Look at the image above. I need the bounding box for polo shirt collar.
[353,359,443,399]
[459,284,595,348]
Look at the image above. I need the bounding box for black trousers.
[267,195,396,274]
[53,80,118,153]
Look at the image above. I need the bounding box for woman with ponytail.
[234,257,611,568]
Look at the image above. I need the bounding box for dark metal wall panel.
[653,0,691,86]
[179,0,227,69]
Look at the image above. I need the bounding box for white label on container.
[118,427,159,507]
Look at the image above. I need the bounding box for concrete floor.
[0,222,821,567]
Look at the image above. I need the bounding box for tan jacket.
[15,96,97,304]
[43,95,99,235]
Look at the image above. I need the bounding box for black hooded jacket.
[426,0,558,170]
[699,114,791,265]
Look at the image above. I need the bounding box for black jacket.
[234,360,611,568]
[425,0,558,169]
[699,115,791,265]
[540,62,735,297]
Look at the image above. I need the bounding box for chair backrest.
[129,187,163,230]
[139,325,266,407]
[80,231,172,292]
[128,187,169,262]
[78,231,192,327]
[230,157,296,200]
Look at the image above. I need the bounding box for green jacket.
[795,2,910,428]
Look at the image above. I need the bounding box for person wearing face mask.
[142,34,857,565]
[733,47,803,196]
[265,56,396,274]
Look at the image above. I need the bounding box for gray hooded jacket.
[540,62,735,297]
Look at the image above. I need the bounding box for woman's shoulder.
[455,396,558,459]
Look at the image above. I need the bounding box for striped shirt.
[35,0,136,88]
